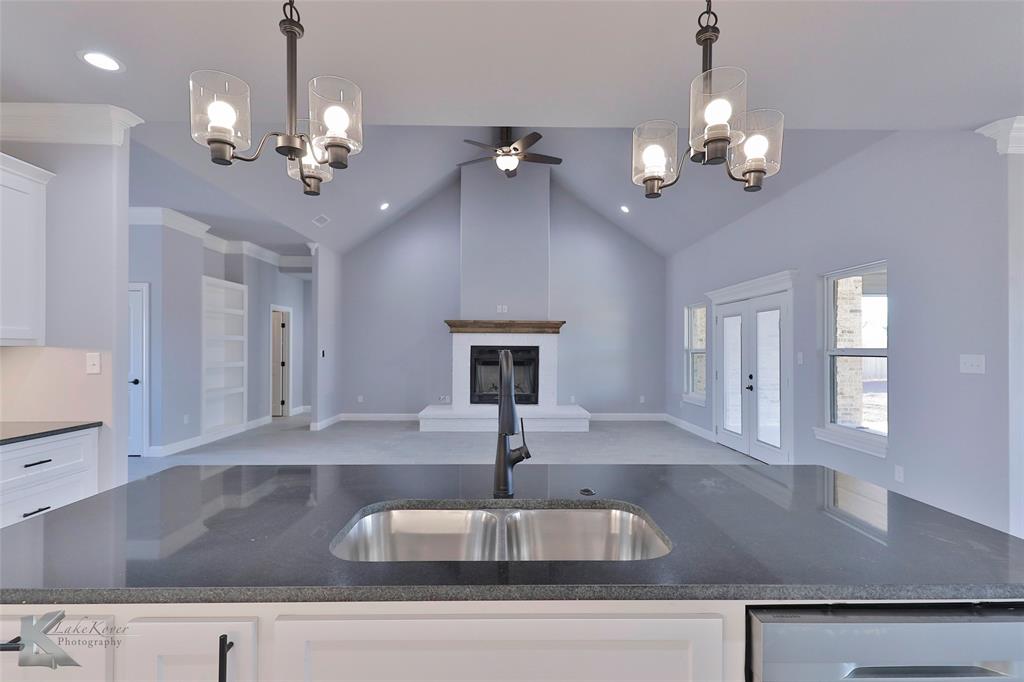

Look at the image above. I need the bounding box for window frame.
[814,261,889,458]
[683,303,708,406]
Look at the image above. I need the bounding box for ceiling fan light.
[308,76,363,157]
[496,155,520,172]
[189,70,252,152]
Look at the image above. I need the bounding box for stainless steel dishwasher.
[749,605,1024,682]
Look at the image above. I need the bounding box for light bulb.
[496,155,520,172]
[743,134,769,160]
[207,100,237,132]
[323,105,350,137]
[641,144,667,178]
[704,98,733,126]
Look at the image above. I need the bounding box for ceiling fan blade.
[457,156,496,167]
[510,131,542,152]
[520,152,563,165]
[463,139,501,153]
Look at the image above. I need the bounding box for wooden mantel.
[445,320,566,334]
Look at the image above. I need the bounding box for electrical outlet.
[959,354,986,374]
[438,395,450,403]
[796,351,804,365]
[639,395,646,404]
[357,395,364,404]
[183,414,189,425]
[894,465,904,483]
[569,395,576,404]
[85,352,101,374]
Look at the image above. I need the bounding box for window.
[683,304,707,405]
[818,262,888,455]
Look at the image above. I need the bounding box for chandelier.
[188,0,362,196]
[630,0,784,198]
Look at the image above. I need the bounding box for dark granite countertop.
[1,464,1022,604]
[0,421,102,446]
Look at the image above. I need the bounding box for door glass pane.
[832,356,888,435]
[756,309,781,448]
[723,315,742,435]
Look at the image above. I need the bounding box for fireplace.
[470,346,539,405]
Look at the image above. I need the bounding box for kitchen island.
[1,463,1022,680]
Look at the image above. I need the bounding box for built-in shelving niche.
[202,276,247,434]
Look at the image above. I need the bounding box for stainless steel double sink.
[330,502,672,562]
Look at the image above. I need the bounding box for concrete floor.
[127,416,756,481]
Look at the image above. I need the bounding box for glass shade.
[189,70,251,151]
[631,120,679,186]
[688,66,747,153]
[287,140,334,184]
[729,109,784,178]
[308,76,363,155]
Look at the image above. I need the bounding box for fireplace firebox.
[470,346,539,405]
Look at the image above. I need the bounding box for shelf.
[202,276,248,435]
[204,386,244,397]
[205,306,245,316]
[207,361,245,368]
[206,335,245,342]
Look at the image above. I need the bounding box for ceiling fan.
[458,127,562,178]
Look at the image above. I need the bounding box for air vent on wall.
[312,214,330,227]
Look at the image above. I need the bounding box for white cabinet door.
[273,614,723,682]
[0,613,113,681]
[116,617,257,682]
[0,154,51,346]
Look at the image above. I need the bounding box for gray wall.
[2,140,132,489]
[340,182,461,414]
[665,131,1011,532]
[203,248,225,278]
[460,163,550,319]
[312,245,344,424]
[550,184,666,413]
[129,225,203,446]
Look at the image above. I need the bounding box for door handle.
[0,637,23,653]
[745,384,753,391]
[218,634,234,682]
[130,378,140,385]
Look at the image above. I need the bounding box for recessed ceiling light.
[620,205,630,214]
[379,202,390,211]
[78,51,123,72]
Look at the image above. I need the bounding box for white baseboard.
[145,416,272,457]
[288,405,311,416]
[662,413,716,442]
[311,413,418,431]
[590,413,666,421]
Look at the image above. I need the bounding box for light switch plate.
[894,465,905,483]
[85,352,101,374]
[959,354,986,374]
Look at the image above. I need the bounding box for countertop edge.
[0,421,103,446]
[4,584,1023,605]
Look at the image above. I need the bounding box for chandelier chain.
[282,0,300,23]
[698,0,718,28]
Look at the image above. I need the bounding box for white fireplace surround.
[418,330,591,432]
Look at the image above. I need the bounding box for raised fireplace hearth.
[470,346,539,405]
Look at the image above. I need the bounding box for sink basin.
[505,509,671,561]
[330,503,671,562]
[330,509,499,561]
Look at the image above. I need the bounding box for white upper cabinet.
[1,153,53,346]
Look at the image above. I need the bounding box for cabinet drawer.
[0,472,92,527]
[116,617,257,682]
[0,612,114,681]
[1,430,96,488]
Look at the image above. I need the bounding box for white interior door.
[714,292,790,464]
[128,284,148,456]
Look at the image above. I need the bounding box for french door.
[714,292,791,464]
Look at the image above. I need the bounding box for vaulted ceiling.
[2,1,1021,255]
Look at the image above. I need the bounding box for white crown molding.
[279,256,313,268]
[1,103,143,146]
[226,240,281,267]
[706,269,796,304]
[202,233,229,254]
[0,153,55,184]
[976,116,1024,155]
[129,207,211,240]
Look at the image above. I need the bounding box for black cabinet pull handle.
[1,636,23,653]
[218,634,234,682]
[22,506,51,518]
[24,458,53,469]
